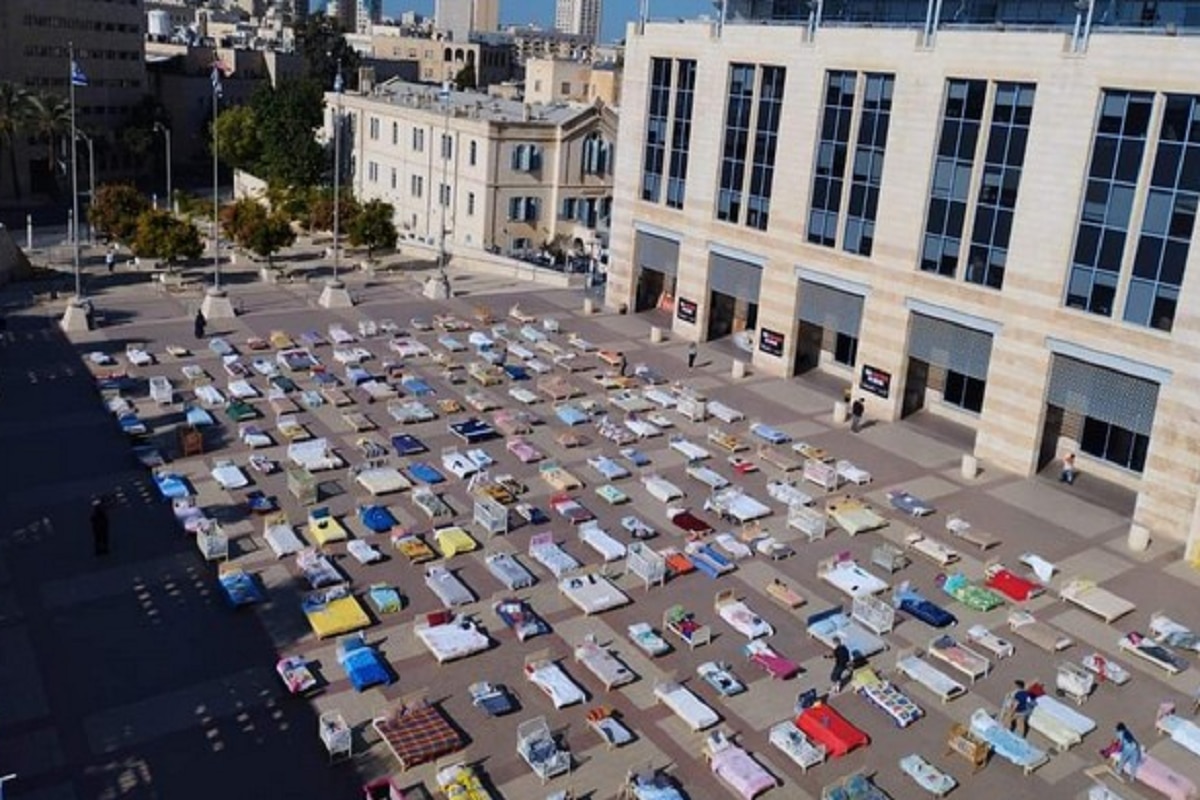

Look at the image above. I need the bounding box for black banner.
[676,297,697,324]
[758,328,785,357]
[860,364,891,398]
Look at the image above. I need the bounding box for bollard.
[961,454,979,479]
[650,325,663,343]
[1127,524,1150,552]
[833,401,848,425]
[731,359,747,379]
[583,298,595,315]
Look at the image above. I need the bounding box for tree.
[296,15,360,91]
[347,199,397,259]
[220,197,295,266]
[213,104,262,173]
[306,187,359,233]
[131,209,203,263]
[0,82,31,199]
[25,92,70,171]
[219,196,266,243]
[90,183,151,244]
[454,64,476,91]
[252,80,326,189]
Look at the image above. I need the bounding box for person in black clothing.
[826,636,852,694]
[193,309,206,340]
[851,397,865,432]
[616,352,627,377]
[90,497,109,555]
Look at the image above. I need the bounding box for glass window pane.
[1123,278,1153,325]
[1106,185,1135,227]
[1142,190,1172,235]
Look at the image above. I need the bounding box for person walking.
[1114,722,1143,779]
[616,352,627,377]
[1060,453,1077,485]
[687,342,697,370]
[1000,680,1035,736]
[850,397,865,433]
[825,636,852,694]
[105,247,116,274]
[90,497,109,556]
[193,309,206,340]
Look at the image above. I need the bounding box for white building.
[554,0,601,44]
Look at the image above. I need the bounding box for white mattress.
[643,476,682,503]
[530,540,580,577]
[425,567,473,606]
[486,553,534,590]
[416,620,490,662]
[580,523,627,562]
[655,683,719,731]
[264,523,304,557]
[822,562,889,598]
[896,654,965,699]
[356,467,411,495]
[560,574,629,614]
[527,663,585,708]
[718,600,773,639]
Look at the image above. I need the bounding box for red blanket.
[795,703,869,757]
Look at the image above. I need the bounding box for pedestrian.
[687,342,697,370]
[825,636,852,694]
[1060,452,1077,485]
[1000,679,1035,736]
[616,352,627,377]
[193,308,206,340]
[105,247,116,274]
[90,497,109,556]
[850,397,865,432]
[1114,722,1143,778]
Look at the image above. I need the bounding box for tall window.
[582,132,609,175]
[746,65,786,231]
[511,144,542,171]
[966,83,1035,289]
[467,192,475,215]
[410,174,423,197]
[666,59,696,210]
[1125,94,1200,332]
[391,121,398,145]
[716,63,756,224]
[807,71,856,247]
[1066,90,1153,315]
[439,183,451,206]
[508,197,539,222]
[441,133,453,159]
[843,73,894,256]
[641,57,671,202]
[921,79,987,277]
[412,127,425,152]
[469,140,477,166]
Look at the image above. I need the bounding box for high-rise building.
[472,0,499,34]
[609,6,1200,552]
[554,0,601,44]
[0,0,147,202]
[435,0,473,41]
[356,0,382,34]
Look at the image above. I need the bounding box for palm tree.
[0,82,31,199]
[25,92,71,175]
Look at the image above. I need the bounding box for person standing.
[616,352,627,377]
[105,247,116,274]
[850,397,865,432]
[687,342,697,370]
[1001,680,1035,736]
[1060,453,1077,485]
[1114,722,1143,778]
[193,309,206,340]
[825,636,852,694]
[90,497,109,556]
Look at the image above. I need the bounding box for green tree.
[89,183,151,244]
[131,209,203,262]
[307,187,359,233]
[252,80,325,189]
[296,16,360,90]
[213,104,262,173]
[220,197,295,266]
[219,196,265,243]
[0,82,31,199]
[453,64,476,91]
[25,92,70,171]
[347,199,397,259]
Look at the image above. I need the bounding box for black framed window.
[1080,417,1149,472]
[746,65,786,230]
[807,70,856,247]
[666,59,696,210]
[920,79,987,277]
[844,73,894,256]
[833,333,858,367]
[943,370,986,413]
[717,63,756,223]
[640,57,671,202]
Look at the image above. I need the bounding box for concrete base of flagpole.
[318,278,354,308]
[422,272,452,300]
[60,298,91,332]
[201,287,237,319]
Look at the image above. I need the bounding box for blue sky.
[378,0,712,43]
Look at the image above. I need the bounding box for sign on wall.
[758,327,785,357]
[676,297,697,324]
[860,364,891,399]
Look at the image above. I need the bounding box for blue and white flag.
[70,60,88,87]
[210,65,223,98]
[333,69,344,94]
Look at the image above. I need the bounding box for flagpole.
[212,51,220,292]
[69,43,81,300]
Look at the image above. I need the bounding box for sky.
[378,0,713,44]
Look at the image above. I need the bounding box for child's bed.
[1120,632,1189,674]
[928,634,990,683]
[750,422,791,445]
[665,605,712,649]
[264,514,304,557]
[540,461,582,491]
[596,483,630,505]
[524,654,586,709]
[218,565,264,607]
[669,435,710,461]
[966,625,1016,660]
[744,639,800,679]
[626,415,663,439]
[704,731,776,800]
[940,573,1005,612]
[654,680,720,731]
[968,709,1048,774]
[486,552,534,590]
[837,460,872,485]
[338,634,393,691]
[685,542,735,578]
[578,521,626,562]
[1028,693,1094,752]
[308,507,348,546]
[448,417,496,444]
[892,582,958,628]
[698,661,746,697]
[642,473,684,503]
[1008,610,1073,651]
[551,493,595,525]
[794,701,869,758]
[433,525,477,558]
[587,455,630,481]
[686,462,729,491]
[354,465,411,496]
[411,488,454,521]
[767,579,806,609]
[554,402,589,426]
[1100,750,1199,800]
[628,622,670,657]
[296,548,343,588]
[303,584,370,639]
[1157,702,1200,759]
[852,667,923,728]
[895,649,966,703]
[494,597,550,641]
[414,613,491,662]
[827,497,888,535]
[769,721,826,773]
[985,563,1044,602]
[574,637,636,690]
[903,532,960,566]
[668,507,713,536]
[714,590,774,640]
[390,433,427,456]
[528,532,580,578]
[818,556,890,598]
[1061,578,1136,624]
[424,565,475,607]
[806,607,887,658]
[560,573,630,615]
[888,490,935,517]
[1150,612,1200,652]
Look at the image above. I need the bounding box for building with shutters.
[607,5,1200,551]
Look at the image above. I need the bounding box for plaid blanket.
[372,702,464,770]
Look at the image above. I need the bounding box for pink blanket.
[1136,755,1198,800]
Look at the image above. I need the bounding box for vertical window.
[717,63,756,224]
[807,71,857,247]
[833,333,858,367]
[368,161,378,181]
[1066,90,1153,316]
[469,140,477,166]
[641,57,671,202]
[843,73,894,257]
[745,66,786,231]
[561,197,577,219]
[966,83,1035,289]
[1125,93,1200,332]
[921,79,987,277]
[391,121,398,145]
[467,192,475,215]
[582,132,608,175]
[410,175,423,197]
[390,167,397,189]
[511,144,541,171]
[944,371,986,413]
[439,184,451,206]
[441,133,452,159]
[666,59,696,210]
[369,118,379,140]
[412,127,425,152]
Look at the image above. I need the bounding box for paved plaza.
[2,259,1199,800]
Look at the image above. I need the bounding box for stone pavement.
[1,261,1198,800]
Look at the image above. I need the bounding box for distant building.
[435,0,473,42]
[368,31,515,88]
[356,0,383,34]
[328,79,616,259]
[524,57,620,107]
[554,0,601,44]
[494,26,597,65]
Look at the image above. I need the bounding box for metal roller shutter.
[908,313,993,380]
[708,253,762,303]
[1047,355,1159,436]
[635,231,679,276]
[799,281,864,337]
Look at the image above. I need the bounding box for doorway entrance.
[1037,405,1064,471]
[634,269,669,313]
[901,358,928,418]
[793,321,823,374]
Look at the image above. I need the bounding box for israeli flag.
[210,65,223,98]
[70,60,88,87]
[333,69,344,94]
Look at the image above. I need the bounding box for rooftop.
[353,79,594,125]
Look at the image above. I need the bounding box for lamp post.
[75,130,95,245]
[319,59,354,308]
[423,81,453,299]
[200,51,236,319]
[153,122,172,211]
[60,40,90,332]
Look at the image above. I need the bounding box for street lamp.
[153,122,172,211]
[75,130,95,245]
